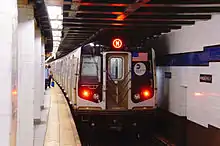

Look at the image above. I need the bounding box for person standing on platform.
[47,65,53,88]
[45,65,49,90]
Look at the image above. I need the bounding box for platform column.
[34,28,43,124]
[17,5,35,146]
[41,37,45,109]
[0,0,18,146]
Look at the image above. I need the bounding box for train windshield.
[80,56,101,83]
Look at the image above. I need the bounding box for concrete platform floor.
[34,85,81,146]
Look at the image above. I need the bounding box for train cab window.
[81,56,101,83]
[109,57,124,80]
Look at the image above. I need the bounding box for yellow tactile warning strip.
[44,85,81,146]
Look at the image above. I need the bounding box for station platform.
[33,84,81,146]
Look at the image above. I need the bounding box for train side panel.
[71,47,81,107]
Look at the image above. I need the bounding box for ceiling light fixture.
[47,5,63,59]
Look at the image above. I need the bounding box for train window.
[81,56,101,81]
[109,57,124,80]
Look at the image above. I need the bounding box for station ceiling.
[38,0,220,59]
[34,0,53,53]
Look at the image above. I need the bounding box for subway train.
[50,39,157,126]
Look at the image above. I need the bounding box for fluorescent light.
[58,14,63,20]
[53,37,61,41]
[45,56,53,63]
[47,6,62,19]
[53,41,60,47]
[53,46,59,52]
[51,20,63,29]
[89,43,94,47]
[47,6,63,57]
[52,30,62,37]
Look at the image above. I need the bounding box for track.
[77,125,155,146]
[56,81,176,146]
[74,117,174,146]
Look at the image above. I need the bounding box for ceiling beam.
[63,21,194,26]
[116,0,151,20]
[63,10,215,15]
[62,37,88,39]
[64,39,85,41]
[63,17,205,22]
[65,25,181,29]
[141,3,220,8]
[66,32,92,35]
[65,37,90,39]
[64,2,220,7]
[63,30,97,33]
[64,38,86,40]
[65,35,91,38]
[62,26,101,29]
[57,14,212,21]
[64,10,123,15]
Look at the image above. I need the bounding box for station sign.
[165,72,172,79]
[200,74,212,83]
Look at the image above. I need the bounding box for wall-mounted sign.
[134,62,146,76]
[200,74,212,83]
[165,72,172,79]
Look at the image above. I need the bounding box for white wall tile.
[155,15,220,128]
[0,116,11,146]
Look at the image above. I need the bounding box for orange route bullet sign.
[112,38,123,48]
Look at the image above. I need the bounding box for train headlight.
[134,94,140,100]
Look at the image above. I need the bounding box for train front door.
[103,52,131,110]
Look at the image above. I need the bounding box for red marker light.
[112,38,123,49]
[143,90,150,97]
[141,89,151,99]
[83,90,90,97]
[80,88,92,99]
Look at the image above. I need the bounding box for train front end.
[74,43,157,128]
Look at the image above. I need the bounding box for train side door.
[103,52,131,110]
